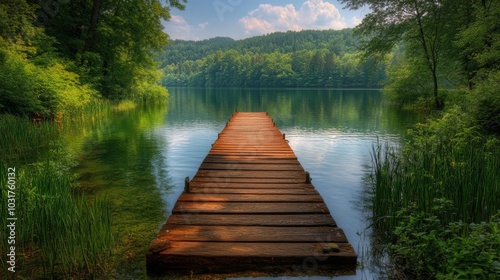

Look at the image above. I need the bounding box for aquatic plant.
[0,102,114,278]
[370,107,500,278]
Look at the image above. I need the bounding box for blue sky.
[163,0,368,41]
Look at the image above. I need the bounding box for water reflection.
[72,88,421,279]
[166,88,416,134]
[72,103,172,278]
[162,88,421,279]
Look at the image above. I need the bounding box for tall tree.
[340,0,449,109]
[43,0,187,98]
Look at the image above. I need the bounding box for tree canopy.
[0,0,186,117]
[160,29,386,88]
[340,0,500,110]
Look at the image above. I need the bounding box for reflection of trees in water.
[72,102,171,277]
[167,88,421,134]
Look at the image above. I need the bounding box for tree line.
[160,29,386,88]
[0,0,186,118]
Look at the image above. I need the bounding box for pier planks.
[147,112,357,275]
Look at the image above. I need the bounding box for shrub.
[389,204,500,279]
[471,71,500,135]
[0,48,96,118]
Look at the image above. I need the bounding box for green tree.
[160,29,386,89]
[43,0,186,99]
[341,0,451,109]
[0,0,38,49]
[455,0,500,86]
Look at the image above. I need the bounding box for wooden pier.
[147,112,357,275]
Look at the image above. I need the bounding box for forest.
[0,0,186,118]
[160,29,386,88]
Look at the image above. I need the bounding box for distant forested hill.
[158,29,386,88]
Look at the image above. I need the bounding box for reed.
[0,163,113,278]
[0,100,114,278]
[0,115,58,163]
[371,137,500,239]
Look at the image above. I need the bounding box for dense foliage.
[0,0,185,118]
[160,29,386,88]
[0,0,184,278]
[347,0,500,278]
[389,203,500,279]
[342,0,500,110]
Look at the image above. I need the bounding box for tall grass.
[371,130,500,240]
[0,101,114,278]
[0,115,59,163]
[0,165,113,278]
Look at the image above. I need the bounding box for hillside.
[159,29,386,88]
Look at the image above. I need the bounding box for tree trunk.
[84,0,101,52]
[432,71,442,109]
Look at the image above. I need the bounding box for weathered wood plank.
[149,242,356,259]
[202,158,299,164]
[189,188,319,195]
[173,202,330,214]
[166,214,336,226]
[157,226,348,243]
[195,170,307,179]
[147,112,356,276]
[207,152,297,157]
[189,182,314,189]
[147,242,356,274]
[190,177,307,183]
[199,163,304,171]
[204,154,297,159]
[176,193,324,202]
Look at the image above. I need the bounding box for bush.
[0,48,96,118]
[472,71,500,135]
[389,203,500,279]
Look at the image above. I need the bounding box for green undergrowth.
[370,102,500,278]
[389,203,500,279]
[0,164,113,279]
[0,102,115,279]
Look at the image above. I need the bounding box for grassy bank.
[370,107,500,278]
[0,99,171,279]
[0,102,115,279]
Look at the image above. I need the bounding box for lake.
[74,87,422,279]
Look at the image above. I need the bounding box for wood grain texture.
[147,112,356,276]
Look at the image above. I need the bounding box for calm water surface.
[75,88,421,279]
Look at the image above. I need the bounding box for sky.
[163,0,369,41]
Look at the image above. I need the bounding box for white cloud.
[239,0,348,36]
[163,15,207,40]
